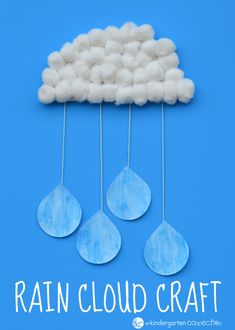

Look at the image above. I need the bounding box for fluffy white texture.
[178,79,195,103]
[42,68,60,86]
[90,65,102,84]
[147,82,163,102]
[116,86,133,104]
[73,60,90,79]
[133,68,146,84]
[165,68,184,80]
[39,22,195,105]
[38,85,56,103]
[105,54,123,68]
[116,68,133,86]
[87,83,103,103]
[124,41,140,56]
[88,29,106,46]
[155,38,176,57]
[60,65,76,82]
[122,54,138,71]
[105,26,122,42]
[105,41,123,54]
[159,53,179,71]
[61,43,77,62]
[133,84,147,105]
[47,52,65,71]
[146,61,164,81]
[55,81,72,102]
[141,40,158,56]
[163,81,178,105]
[72,79,88,102]
[90,47,105,64]
[136,51,152,67]
[101,63,117,83]
[120,22,138,43]
[103,84,117,102]
[74,34,90,51]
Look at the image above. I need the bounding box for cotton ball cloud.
[39,22,195,105]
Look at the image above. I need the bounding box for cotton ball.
[163,81,178,105]
[105,54,123,69]
[55,81,72,102]
[105,26,122,42]
[116,68,133,86]
[146,61,164,82]
[73,60,90,79]
[87,83,103,103]
[60,65,76,82]
[38,85,55,104]
[74,34,90,51]
[60,42,77,62]
[79,50,93,65]
[133,68,146,84]
[88,29,106,47]
[90,65,103,84]
[136,51,152,67]
[120,22,138,43]
[124,41,140,56]
[72,79,88,102]
[155,38,176,57]
[147,82,163,102]
[42,68,60,87]
[122,54,138,71]
[105,41,123,54]
[133,84,147,106]
[103,84,117,102]
[116,86,133,104]
[165,68,184,81]
[90,47,105,64]
[48,51,65,71]
[177,79,195,103]
[100,63,117,84]
[159,53,179,71]
[136,24,154,41]
[141,40,158,56]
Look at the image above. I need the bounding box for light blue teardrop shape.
[106,166,151,220]
[144,221,189,275]
[37,184,82,238]
[76,209,121,264]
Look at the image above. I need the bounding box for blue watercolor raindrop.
[37,184,82,238]
[76,209,121,264]
[107,166,151,220]
[144,221,189,276]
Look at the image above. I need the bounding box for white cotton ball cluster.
[38,22,195,105]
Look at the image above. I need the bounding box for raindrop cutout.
[106,104,151,220]
[37,103,82,237]
[76,104,121,264]
[144,103,189,275]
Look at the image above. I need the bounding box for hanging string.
[99,103,104,211]
[161,102,166,222]
[127,104,132,167]
[61,102,67,185]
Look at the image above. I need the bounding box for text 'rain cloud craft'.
[37,22,195,276]
[38,22,194,106]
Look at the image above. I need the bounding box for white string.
[61,102,67,185]
[161,102,166,222]
[127,104,132,167]
[99,103,104,211]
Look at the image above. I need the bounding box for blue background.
[0,0,234,328]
